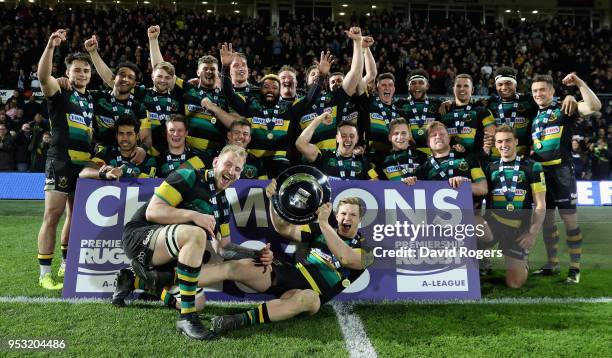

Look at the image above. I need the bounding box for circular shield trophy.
[271,165,331,224]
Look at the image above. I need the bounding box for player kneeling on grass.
[201,181,373,334]
[481,125,546,288]
[116,144,254,340]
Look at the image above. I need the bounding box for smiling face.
[531,81,554,108]
[329,74,344,92]
[453,77,473,104]
[496,79,517,100]
[377,78,395,104]
[278,70,297,99]
[166,120,187,151]
[230,56,249,85]
[389,123,411,151]
[152,68,174,93]
[198,62,218,89]
[227,124,251,148]
[495,131,518,160]
[213,151,245,191]
[261,79,280,103]
[116,124,138,153]
[336,124,358,156]
[336,203,361,238]
[307,67,320,86]
[427,125,450,153]
[114,67,137,95]
[66,60,91,91]
[408,78,428,100]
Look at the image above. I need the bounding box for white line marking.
[331,301,378,358]
[0,296,610,305]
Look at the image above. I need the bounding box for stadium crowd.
[0,4,610,177]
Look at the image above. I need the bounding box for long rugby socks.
[243,303,271,325]
[61,245,68,265]
[38,253,53,277]
[566,227,583,270]
[542,225,560,267]
[177,262,200,317]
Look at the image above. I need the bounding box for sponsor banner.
[577,181,612,206]
[63,178,482,300]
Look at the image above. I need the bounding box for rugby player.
[36,29,95,289]
[80,115,157,179]
[205,182,373,333]
[530,73,601,283]
[119,145,246,340]
[225,118,268,179]
[484,125,546,288]
[297,113,376,180]
[155,114,208,178]
[376,118,427,181]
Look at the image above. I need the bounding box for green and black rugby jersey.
[376,148,428,181]
[396,96,442,155]
[485,156,546,227]
[440,103,494,154]
[416,151,486,182]
[91,90,147,147]
[295,222,370,302]
[221,66,322,160]
[298,87,351,151]
[530,102,576,167]
[362,94,402,158]
[45,89,95,166]
[91,145,157,178]
[240,153,268,179]
[155,147,208,178]
[174,78,231,153]
[312,150,376,180]
[133,84,184,156]
[486,94,538,159]
[128,168,231,238]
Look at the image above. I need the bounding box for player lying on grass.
[198,180,374,333]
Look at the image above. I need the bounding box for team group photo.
[0,0,610,356]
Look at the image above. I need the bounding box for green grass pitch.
[0,200,610,357]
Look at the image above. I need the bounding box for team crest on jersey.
[244,166,255,178]
[518,104,525,112]
[68,113,86,125]
[98,115,115,127]
[458,161,469,171]
[548,112,558,122]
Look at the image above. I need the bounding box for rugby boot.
[112,268,135,307]
[131,259,175,296]
[531,264,560,276]
[210,314,246,333]
[39,273,63,290]
[566,268,581,284]
[176,313,217,340]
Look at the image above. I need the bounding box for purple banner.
[64,178,481,300]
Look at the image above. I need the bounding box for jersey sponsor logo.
[148,112,170,121]
[342,111,359,122]
[300,112,318,123]
[447,127,472,135]
[98,115,115,127]
[493,188,526,196]
[386,164,407,173]
[69,113,87,125]
[187,104,206,114]
[370,113,384,120]
[251,117,284,126]
[543,126,560,136]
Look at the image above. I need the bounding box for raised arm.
[316,203,364,270]
[219,42,251,116]
[148,25,164,68]
[38,30,64,97]
[341,27,363,96]
[562,73,602,116]
[357,36,377,96]
[84,35,115,88]
[296,113,331,162]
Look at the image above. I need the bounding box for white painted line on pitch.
[331,301,378,358]
[0,296,610,306]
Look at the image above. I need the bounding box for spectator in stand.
[590,138,610,180]
[31,131,50,173]
[14,122,32,172]
[0,123,15,171]
[22,95,41,123]
[571,139,590,179]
